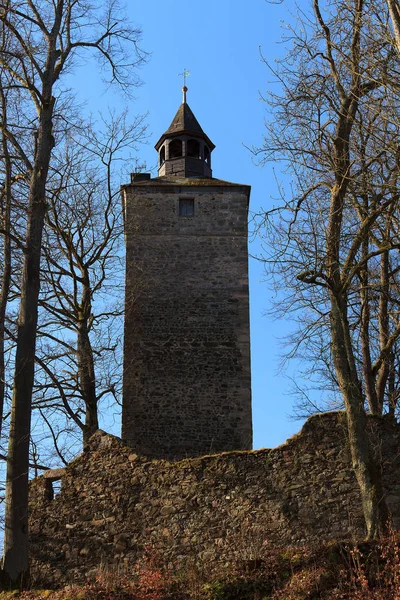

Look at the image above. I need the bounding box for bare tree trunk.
[388,349,397,415]
[78,277,98,444]
[327,137,388,539]
[387,0,400,53]
[360,235,380,414]
[0,89,12,442]
[330,293,388,537]
[376,248,390,408]
[2,99,54,584]
[322,0,389,534]
[328,182,387,537]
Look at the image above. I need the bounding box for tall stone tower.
[122,87,252,460]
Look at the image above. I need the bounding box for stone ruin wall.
[29,412,400,587]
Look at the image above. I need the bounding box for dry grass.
[4,530,400,599]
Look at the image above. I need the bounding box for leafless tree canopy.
[257,0,400,538]
[0,0,147,584]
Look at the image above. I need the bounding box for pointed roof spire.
[155,97,214,151]
[163,102,205,137]
[154,79,215,178]
[156,69,213,145]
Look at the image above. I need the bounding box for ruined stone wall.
[29,412,400,587]
[122,178,252,460]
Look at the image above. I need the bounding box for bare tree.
[0,0,145,584]
[257,0,400,537]
[387,0,400,52]
[0,90,13,443]
[36,111,146,446]
[0,14,33,447]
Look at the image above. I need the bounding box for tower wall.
[122,180,252,460]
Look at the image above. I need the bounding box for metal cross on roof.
[178,68,190,87]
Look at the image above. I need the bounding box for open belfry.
[121,85,252,460]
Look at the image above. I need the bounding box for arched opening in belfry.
[160,145,165,165]
[204,145,210,165]
[169,139,183,158]
[187,139,200,158]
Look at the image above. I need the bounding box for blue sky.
[71,0,309,449]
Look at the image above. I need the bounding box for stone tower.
[121,87,252,460]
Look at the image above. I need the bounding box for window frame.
[179,197,195,217]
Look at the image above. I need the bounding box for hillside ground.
[2,531,400,599]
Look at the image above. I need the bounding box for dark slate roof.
[165,103,204,135]
[154,102,215,151]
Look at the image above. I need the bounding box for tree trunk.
[322,0,389,530]
[0,96,12,441]
[387,0,400,54]
[327,171,388,538]
[78,278,98,444]
[376,248,390,409]
[2,99,55,585]
[330,294,388,537]
[360,236,380,414]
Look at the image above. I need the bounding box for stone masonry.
[122,177,252,460]
[121,91,252,460]
[29,412,400,587]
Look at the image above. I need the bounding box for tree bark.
[387,0,400,54]
[360,235,380,414]
[2,98,55,584]
[78,276,98,444]
[376,248,390,409]
[330,293,388,537]
[322,0,388,535]
[327,129,388,539]
[0,90,12,442]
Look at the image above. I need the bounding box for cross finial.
[179,68,190,87]
[178,68,190,103]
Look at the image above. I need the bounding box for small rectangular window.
[179,198,194,217]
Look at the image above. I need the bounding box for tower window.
[169,139,183,158]
[187,139,200,158]
[204,146,210,165]
[179,198,194,217]
[160,145,165,165]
